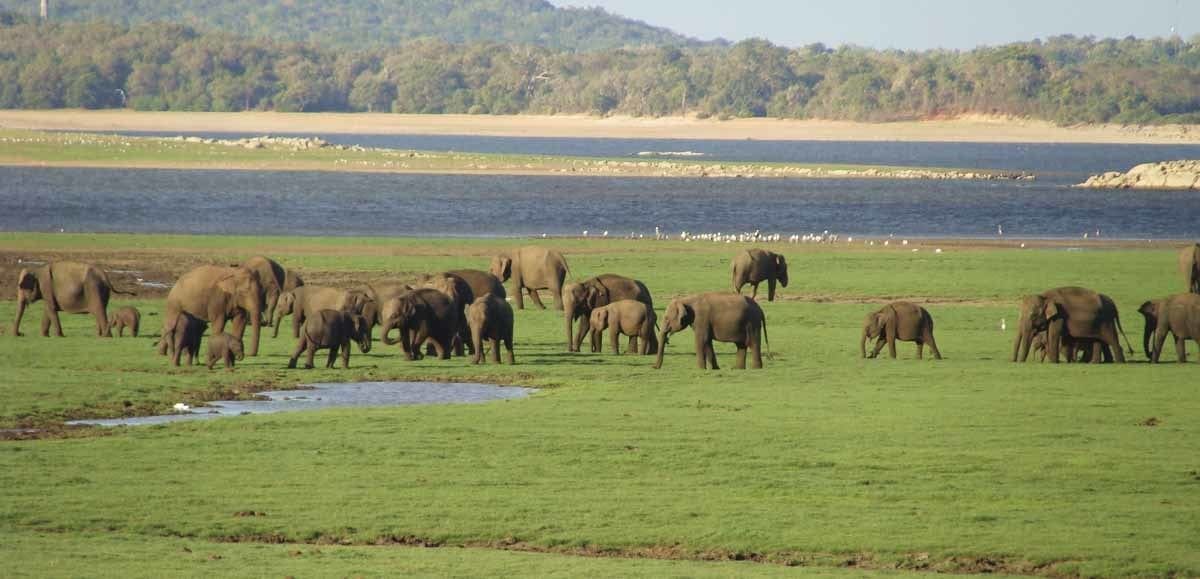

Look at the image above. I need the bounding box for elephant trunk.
[860,325,870,358]
[653,329,670,369]
[248,306,261,357]
[380,318,400,346]
[590,326,602,353]
[12,296,27,336]
[272,308,285,338]
[1143,319,1155,360]
[564,302,577,352]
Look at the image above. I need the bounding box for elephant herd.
[10,243,1200,368]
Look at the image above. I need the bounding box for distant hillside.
[0,0,704,50]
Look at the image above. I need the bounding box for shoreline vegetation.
[0,128,1034,180]
[0,110,1197,145]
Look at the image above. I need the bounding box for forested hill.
[0,0,703,51]
[1,19,1197,125]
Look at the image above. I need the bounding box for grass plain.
[1,233,1198,577]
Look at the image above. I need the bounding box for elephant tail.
[761,315,772,360]
[1114,311,1135,356]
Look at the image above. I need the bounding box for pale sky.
[552,0,1199,50]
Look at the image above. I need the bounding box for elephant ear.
[17,269,36,291]
[585,286,604,309]
[1138,300,1156,317]
[1043,300,1060,321]
[492,256,512,280]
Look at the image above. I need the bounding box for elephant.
[412,272,475,356]
[1180,244,1200,294]
[360,282,411,332]
[1138,299,1165,360]
[108,306,141,338]
[490,247,568,310]
[1030,330,1111,363]
[466,293,515,365]
[241,256,304,327]
[207,332,245,370]
[275,286,372,339]
[1012,286,1131,364]
[563,274,656,353]
[589,299,656,355]
[288,309,371,369]
[13,261,134,337]
[170,312,208,367]
[446,269,506,301]
[1148,293,1200,363]
[160,265,264,357]
[654,292,767,370]
[731,249,788,302]
[379,288,460,361]
[860,301,942,360]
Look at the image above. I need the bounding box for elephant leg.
[512,278,525,310]
[225,352,235,370]
[433,337,450,360]
[231,313,247,342]
[627,334,638,355]
[45,303,64,337]
[610,327,621,355]
[489,338,501,363]
[925,329,942,360]
[693,333,708,369]
[305,340,317,369]
[527,288,547,309]
[750,282,759,300]
[1177,336,1187,363]
[750,332,763,369]
[706,340,720,370]
[916,341,924,360]
[734,342,747,369]
[1153,329,1168,363]
[870,337,886,358]
[292,311,303,339]
[575,316,592,352]
[1100,325,1125,363]
[503,334,515,365]
[288,336,306,368]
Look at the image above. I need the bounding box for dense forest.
[0,0,702,51]
[1,18,1198,124]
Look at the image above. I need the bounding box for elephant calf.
[861,301,942,360]
[466,293,515,365]
[207,332,245,370]
[589,300,656,355]
[109,306,141,337]
[171,312,208,367]
[288,309,372,369]
[1146,293,1200,363]
[655,293,767,370]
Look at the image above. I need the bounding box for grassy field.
[0,129,1020,180]
[1,233,1198,577]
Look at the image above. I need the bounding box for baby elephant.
[108,306,141,337]
[207,332,245,370]
[171,312,208,367]
[289,309,372,369]
[861,301,942,360]
[589,299,656,355]
[466,293,515,364]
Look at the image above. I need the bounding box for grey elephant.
[490,247,569,310]
[466,293,515,365]
[654,293,767,370]
[160,265,264,357]
[380,288,460,360]
[170,312,208,367]
[13,261,135,337]
[446,269,506,300]
[731,249,788,302]
[589,299,656,355]
[207,332,245,370]
[412,272,476,356]
[1012,286,1131,363]
[288,309,371,369]
[1180,244,1200,294]
[1030,330,1110,363]
[1138,299,1165,359]
[276,286,372,339]
[563,274,656,353]
[860,301,942,360]
[108,306,141,338]
[241,255,304,328]
[1147,293,1200,363]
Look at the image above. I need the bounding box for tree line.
[1,18,1198,124]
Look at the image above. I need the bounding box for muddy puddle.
[67,382,534,427]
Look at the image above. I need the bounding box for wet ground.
[67,382,535,427]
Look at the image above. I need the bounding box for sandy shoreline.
[1,110,1196,145]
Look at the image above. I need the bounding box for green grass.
[0,129,1007,179]
[1,234,1198,577]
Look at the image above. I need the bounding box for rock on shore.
[1078,160,1200,189]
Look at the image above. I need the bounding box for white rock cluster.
[1078,160,1200,190]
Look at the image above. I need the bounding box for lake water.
[67,381,534,427]
[2,136,1198,239]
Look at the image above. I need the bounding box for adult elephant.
[1011,286,1131,364]
[241,255,304,327]
[379,288,460,360]
[361,282,412,334]
[562,274,655,353]
[413,272,475,355]
[490,247,568,310]
[1149,293,1200,363]
[1180,244,1200,294]
[654,293,767,370]
[13,261,134,337]
[161,266,263,356]
[731,249,788,302]
[445,269,505,301]
[278,285,373,339]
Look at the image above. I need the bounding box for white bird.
[998,225,1003,236]
[582,230,588,237]
[935,248,943,254]
[1000,318,1007,331]
[173,403,191,412]
[602,230,609,237]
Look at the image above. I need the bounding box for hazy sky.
[552,0,1198,50]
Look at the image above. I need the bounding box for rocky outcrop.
[170,135,368,151]
[1078,160,1200,190]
